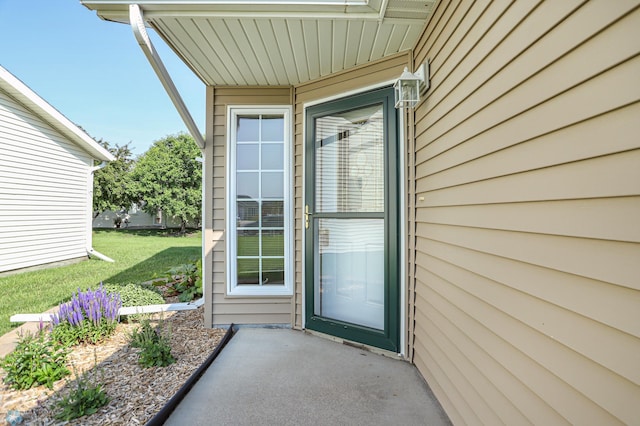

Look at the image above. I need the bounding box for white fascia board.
[83,0,370,9]
[0,66,115,162]
[129,4,206,149]
[82,0,381,22]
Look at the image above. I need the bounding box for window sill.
[227,286,293,297]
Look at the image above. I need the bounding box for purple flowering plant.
[50,283,121,346]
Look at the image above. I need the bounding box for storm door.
[304,87,399,352]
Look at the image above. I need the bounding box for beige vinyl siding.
[410,0,640,425]
[292,52,411,329]
[0,91,91,272]
[208,86,293,326]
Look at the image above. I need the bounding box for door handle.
[305,205,313,229]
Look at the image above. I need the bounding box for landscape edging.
[144,323,236,426]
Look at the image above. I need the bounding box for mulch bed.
[0,308,225,425]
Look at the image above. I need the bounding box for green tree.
[130,133,202,232]
[93,141,135,217]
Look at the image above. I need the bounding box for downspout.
[196,156,205,300]
[128,3,208,318]
[91,161,108,173]
[129,4,205,149]
[378,0,390,21]
[87,161,115,262]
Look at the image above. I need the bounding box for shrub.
[102,283,164,307]
[55,358,109,421]
[51,284,121,346]
[129,319,175,368]
[165,259,202,302]
[0,331,70,390]
[103,283,165,322]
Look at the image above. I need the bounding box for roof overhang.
[82,0,435,86]
[0,66,115,162]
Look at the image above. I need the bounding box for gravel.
[0,308,225,425]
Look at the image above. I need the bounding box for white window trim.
[226,106,294,296]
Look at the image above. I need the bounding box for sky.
[0,0,205,156]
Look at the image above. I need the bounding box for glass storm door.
[305,87,399,352]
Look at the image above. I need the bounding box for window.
[227,107,292,296]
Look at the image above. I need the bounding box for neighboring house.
[83,1,639,424]
[92,203,196,229]
[0,66,114,273]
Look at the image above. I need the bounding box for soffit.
[82,0,435,86]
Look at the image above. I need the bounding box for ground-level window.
[227,107,293,296]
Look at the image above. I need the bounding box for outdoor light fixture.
[394,61,430,109]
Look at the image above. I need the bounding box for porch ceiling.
[82,0,435,86]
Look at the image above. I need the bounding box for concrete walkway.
[165,328,451,426]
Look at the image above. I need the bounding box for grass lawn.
[0,229,201,336]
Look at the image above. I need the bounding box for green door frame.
[304,87,399,352]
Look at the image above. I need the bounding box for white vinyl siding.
[0,91,92,272]
[409,1,640,425]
